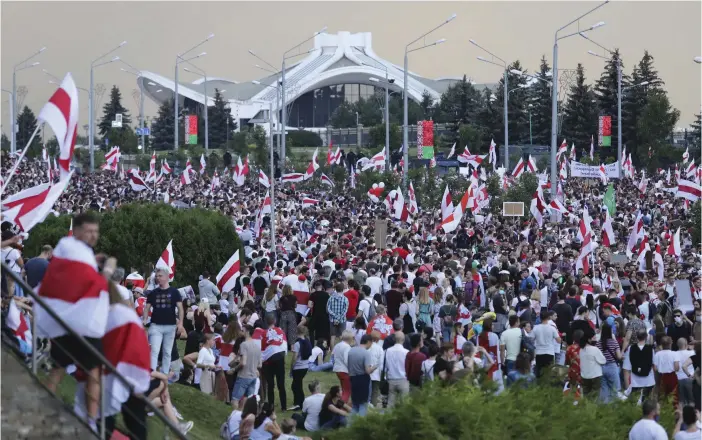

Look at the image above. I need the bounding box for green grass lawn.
[53,340,340,439]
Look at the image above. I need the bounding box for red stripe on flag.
[39,257,108,302]
[217,259,240,291]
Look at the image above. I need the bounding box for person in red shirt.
[405,333,427,388]
[344,280,360,323]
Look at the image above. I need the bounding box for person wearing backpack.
[629,330,655,403]
[357,286,377,323]
[438,294,458,343]
[499,315,522,374]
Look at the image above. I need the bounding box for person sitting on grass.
[278,418,313,440]
[318,385,351,430]
[250,401,282,439]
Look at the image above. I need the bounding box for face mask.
[674,316,682,324]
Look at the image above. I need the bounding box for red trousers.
[660,372,679,408]
[337,372,351,403]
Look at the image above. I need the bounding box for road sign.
[111,121,122,128]
[136,127,150,135]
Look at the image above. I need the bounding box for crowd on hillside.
[2,154,702,440]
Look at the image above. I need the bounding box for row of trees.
[329,50,699,168]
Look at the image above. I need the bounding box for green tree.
[247,125,268,167]
[635,89,680,169]
[419,90,434,120]
[493,61,530,145]
[103,126,139,153]
[435,75,484,148]
[208,88,237,148]
[98,85,132,139]
[368,123,401,150]
[355,97,382,127]
[622,51,666,156]
[561,64,598,152]
[690,114,701,149]
[151,98,176,151]
[528,55,553,145]
[476,87,502,148]
[16,106,42,156]
[1,132,10,151]
[330,101,357,128]
[594,49,629,151]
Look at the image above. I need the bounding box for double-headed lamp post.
[471,40,510,169]
[281,27,327,170]
[174,33,214,150]
[90,41,126,172]
[13,46,46,154]
[183,65,209,151]
[403,13,456,187]
[117,60,146,150]
[549,2,608,206]
[369,72,394,172]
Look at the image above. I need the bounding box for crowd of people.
[1,153,702,440]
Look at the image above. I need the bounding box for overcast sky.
[2,1,700,140]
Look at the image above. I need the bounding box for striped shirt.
[597,338,620,363]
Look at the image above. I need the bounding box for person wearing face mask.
[667,310,693,351]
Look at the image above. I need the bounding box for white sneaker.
[179,421,194,434]
[173,407,183,420]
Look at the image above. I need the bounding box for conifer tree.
[561,64,598,152]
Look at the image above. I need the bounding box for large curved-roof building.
[137,31,493,132]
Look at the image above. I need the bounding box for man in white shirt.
[675,338,696,407]
[384,331,409,408]
[653,336,679,403]
[499,315,522,373]
[367,330,384,407]
[331,330,353,403]
[628,400,668,440]
[297,380,325,432]
[365,268,383,297]
[531,311,561,378]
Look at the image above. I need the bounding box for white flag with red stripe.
[326,140,333,166]
[682,147,690,164]
[408,181,418,215]
[446,142,456,160]
[145,152,156,182]
[180,158,193,185]
[667,227,682,257]
[287,276,311,315]
[304,148,320,180]
[68,218,73,237]
[440,186,471,233]
[282,173,305,183]
[38,73,79,180]
[258,169,270,188]
[488,139,497,169]
[569,142,576,161]
[320,173,334,187]
[559,159,568,181]
[676,179,701,202]
[393,186,409,222]
[530,187,547,227]
[128,169,150,192]
[362,148,386,171]
[199,153,207,175]
[302,197,319,209]
[233,156,246,187]
[512,157,525,178]
[599,163,608,185]
[35,236,110,338]
[7,300,32,349]
[441,184,453,222]
[548,198,568,215]
[626,212,645,258]
[527,155,537,173]
[216,250,241,293]
[161,159,172,175]
[2,171,74,232]
[602,206,616,247]
[575,231,597,275]
[155,240,175,281]
[260,190,272,215]
[210,169,220,192]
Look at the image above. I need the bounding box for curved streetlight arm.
[283,27,327,57]
[254,64,278,74]
[177,52,207,65]
[587,50,609,61]
[406,13,456,49]
[181,60,205,76]
[407,40,446,54]
[119,59,141,75]
[469,40,506,66]
[94,57,120,68]
[92,41,126,66]
[42,69,61,82]
[558,25,603,42]
[15,46,46,70]
[283,49,314,61]
[556,0,608,37]
[248,50,278,72]
[49,80,89,94]
[579,33,612,54]
[179,34,214,59]
[15,62,40,72]
[477,57,505,69]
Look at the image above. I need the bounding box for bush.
[24,204,242,288]
[287,129,322,148]
[326,380,675,440]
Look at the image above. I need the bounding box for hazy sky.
[2,1,700,140]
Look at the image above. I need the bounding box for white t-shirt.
[532,323,559,356]
[194,347,216,384]
[674,429,701,440]
[1,247,22,273]
[653,350,677,374]
[307,346,324,365]
[358,298,377,322]
[628,419,668,440]
[116,285,132,302]
[676,349,695,380]
[302,393,325,432]
[365,276,383,296]
[368,341,384,381]
[226,410,242,437]
[500,328,522,362]
[332,341,351,373]
[421,359,436,381]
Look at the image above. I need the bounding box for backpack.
[363,298,377,321]
[220,413,232,440]
[520,328,535,360]
[647,302,657,322]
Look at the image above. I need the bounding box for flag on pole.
[258,169,270,188]
[488,139,497,169]
[302,197,319,209]
[408,181,418,215]
[199,153,207,175]
[304,148,320,180]
[440,187,471,233]
[446,142,456,160]
[216,250,241,292]
[603,184,616,215]
[128,169,150,192]
[281,173,305,184]
[38,73,79,180]
[68,218,73,237]
[320,173,334,187]
[682,147,690,163]
[441,185,453,221]
[161,159,172,175]
[602,206,616,247]
[556,139,568,162]
[155,240,175,281]
[589,135,594,161]
[676,179,701,202]
[2,172,74,232]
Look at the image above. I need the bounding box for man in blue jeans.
[142,267,184,374]
[231,325,262,408]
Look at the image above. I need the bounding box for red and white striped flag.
[685,160,696,178]
[330,147,342,165]
[569,142,576,161]
[626,212,645,258]
[393,186,409,222]
[527,155,537,173]
[119,163,126,180]
[408,181,418,215]
[682,147,690,164]
[210,169,220,192]
[559,159,568,181]
[530,187,547,227]
[7,300,32,349]
[599,163,608,185]
[302,197,319,209]
[548,198,568,215]
[488,139,497,169]
[145,152,156,182]
[180,158,193,185]
[602,206,616,247]
[259,169,270,188]
[2,171,74,232]
[233,156,245,187]
[35,236,110,339]
[512,157,525,178]
[676,179,701,202]
[556,139,568,162]
[38,73,79,180]
[155,240,175,281]
[362,148,386,171]
[304,148,320,180]
[440,187,471,233]
[320,173,334,187]
[446,142,456,160]
[667,227,681,257]
[441,184,453,222]
[161,159,172,175]
[575,231,597,275]
[260,190,272,215]
[326,139,333,166]
[216,250,241,292]
[128,169,150,192]
[103,146,121,166]
[282,173,305,183]
[199,153,207,175]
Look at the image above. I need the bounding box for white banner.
[570,161,620,179]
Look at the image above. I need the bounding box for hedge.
[24,203,242,288]
[326,380,675,440]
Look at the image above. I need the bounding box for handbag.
[379,350,389,395]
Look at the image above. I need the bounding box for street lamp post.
[281,27,327,171]
[403,14,455,187]
[550,2,608,206]
[183,65,209,151]
[175,34,214,151]
[117,60,146,150]
[90,41,126,172]
[13,47,46,154]
[471,40,510,169]
[369,73,393,172]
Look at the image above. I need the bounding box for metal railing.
[2,263,188,440]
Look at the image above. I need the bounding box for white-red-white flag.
[35,236,109,339]
[68,218,73,237]
[320,173,334,187]
[393,186,409,222]
[199,153,207,175]
[667,227,681,257]
[530,187,547,227]
[556,139,568,163]
[119,163,126,180]
[676,179,701,202]
[326,140,333,166]
[7,300,32,349]
[304,148,320,180]
[38,73,79,180]
[260,190,272,215]
[559,159,568,181]
[302,197,319,209]
[575,231,597,275]
[233,156,245,187]
[145,152,156,182]
[216,250,241,292]
[2,171,74,232]
[408,181,418,215]
[569,142,576,161]
[440,186,471,233]
[362,148,386,171]
[180,158,193,185]
[155,240,175,281]
[258,169,270,188]
[161,159,172,175]
[527,155,537,173]
[128,169,150,192]
[512,157,525,178]
[599,163,608,185]
[281,173,305,183]
[210,169,220,192]
[626,212,645,258]
[446,142,456,160]
[441,184,453,222]
[488,139,497,169]
[602,206,616,247]
[682,147,690,164]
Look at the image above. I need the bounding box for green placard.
[604,184,616,215]
[601,136,611,147]
[421,146,435,159]
[188,134,198,145]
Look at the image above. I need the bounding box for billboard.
[416,120,434,159]
[598,115,611,147]
[185,115,198,145]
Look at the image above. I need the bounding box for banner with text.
[570,161,620,179]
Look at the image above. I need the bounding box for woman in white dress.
[194,334,218,395]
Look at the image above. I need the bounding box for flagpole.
[1,123,43,196]
[269,100,277,260]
